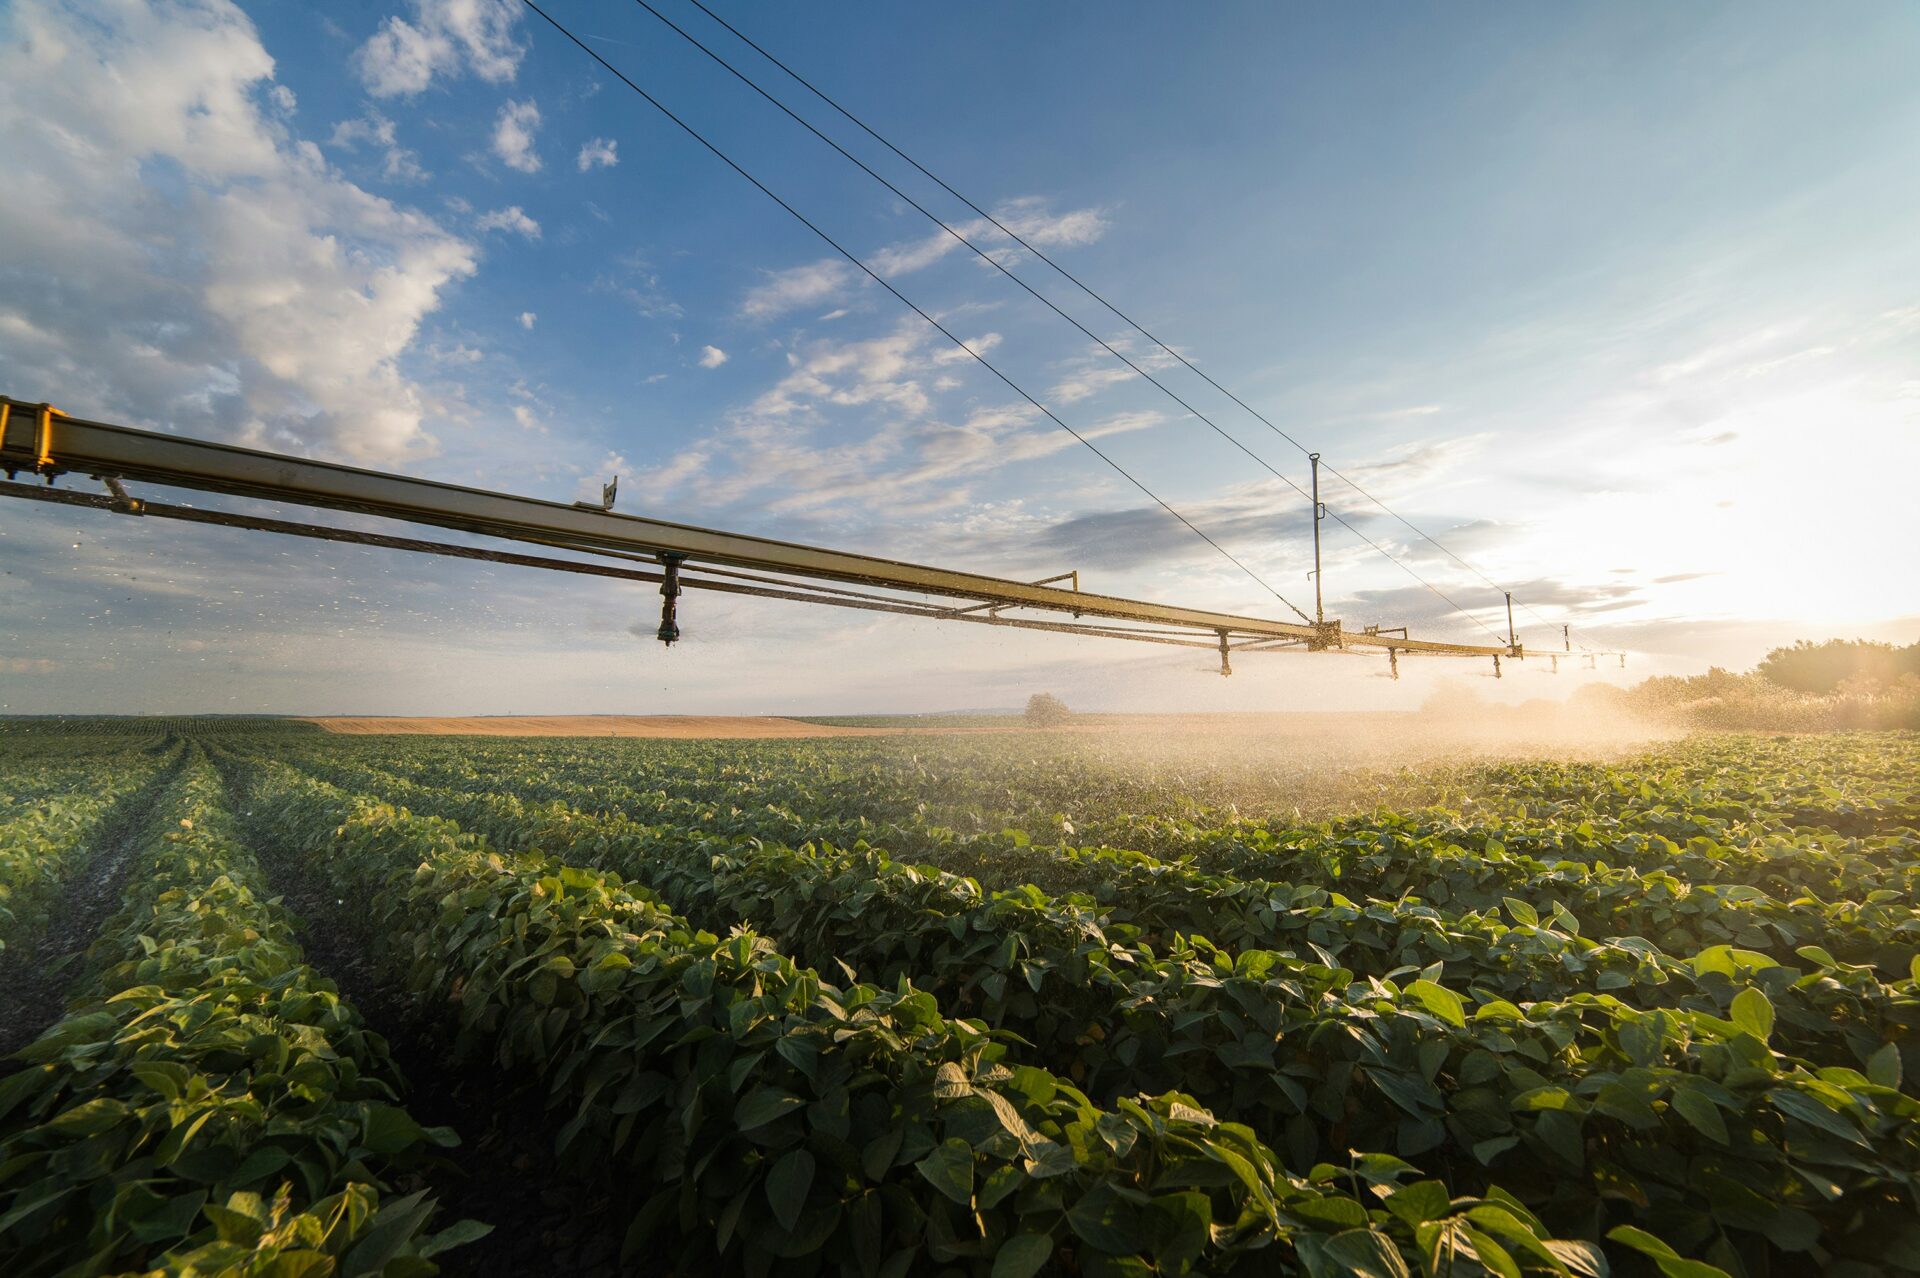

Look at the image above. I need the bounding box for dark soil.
[251,825,638,1276]
[0,766,178,1068]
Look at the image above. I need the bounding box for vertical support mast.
[1505,591,1516,650]
[1309,452,1324,628]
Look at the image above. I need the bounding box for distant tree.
[1756,638,1919,695]
[1024,692,1071,728]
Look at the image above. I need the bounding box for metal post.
[1563,624,1571,653]
[1505,591,1516,650]
[1217,630,1232,678]
[1309,453,1324,627]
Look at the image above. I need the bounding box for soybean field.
[1,723,1916,1278]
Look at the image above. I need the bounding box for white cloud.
[328,110,425,181]
[639,321,1159,521]
[519,311,536,329]
[698,345,728,369]
[0,0,477,463]
[741,260,856,321]
[356,0,524,97]
[476,205,540,238]
[751,321,932,419]
[738,200,1105,320]
[577,137,618,171]
[492,98,541,173]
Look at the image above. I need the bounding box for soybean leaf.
[915,1138,974,1206]
[767,1149,816,1234]
[1867,1042,1901,1089]
[991,1233,1055,1278]
[1728,988,1773,1043]
[735,1087,806,1131]
[1408,979,1466,1029]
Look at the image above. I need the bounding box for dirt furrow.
[0,761,181,1066]
[243,808,633,1276]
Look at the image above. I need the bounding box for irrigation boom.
[0,397,1594,675]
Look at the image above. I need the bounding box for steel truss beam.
[1,397,1526,662]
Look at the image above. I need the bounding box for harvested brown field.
[300,715,895,738]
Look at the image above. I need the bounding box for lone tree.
[1024,692,1071,728]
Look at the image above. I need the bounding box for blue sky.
[1,0,1915,714]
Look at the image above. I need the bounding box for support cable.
[519,0,1313,624]
[623,2,1322,505]
[630,0,1504,642]
[668,0,1537,645]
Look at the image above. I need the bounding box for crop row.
[249,747,1920,1276]
[0,751,479,1276]
[279,737,1920,980]
[221,751,1619,1278]
[1437,735,1920,837]
[280,748,1920,1066]
[924,824,1920,994]
[287,730,1920,848]
[0,744,175,956]
[0,737,167,803]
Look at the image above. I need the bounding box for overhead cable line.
[669,0,1534,644]
[632,0,1502,645]
[519,0,1314,624]
[621,2,1324,503]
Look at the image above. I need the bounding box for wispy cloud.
[749,322,933,418]
[739,199,1107,320]
[741,260,857,322]
[1046,335,1178,405]
[872,197,1109,278]
[590,253,681,320]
